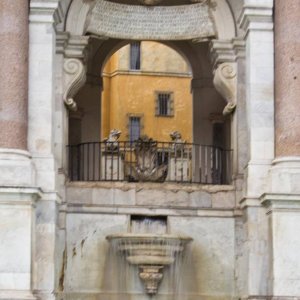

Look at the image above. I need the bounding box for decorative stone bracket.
[213,62,237,115]
[59,35,90,111]
[63,58,86,111]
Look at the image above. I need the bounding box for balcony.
[67,139,232,185]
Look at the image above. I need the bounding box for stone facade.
[0,0,300,300]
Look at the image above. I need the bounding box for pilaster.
[238,1,274,201]
[235,2,274,299]
[28,2,65,300]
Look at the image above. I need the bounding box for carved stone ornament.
[63,58,87,111]
[139,265,164,295]
[170,131,186,153]
[213,62,237,116]
[131,135,167,182]
[103,129,122,151]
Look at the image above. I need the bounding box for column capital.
[56,34,90,60]
[29,0,64,25]
[210,38,245,71]
[238,3,273,35]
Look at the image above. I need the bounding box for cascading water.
[105,216,193,300]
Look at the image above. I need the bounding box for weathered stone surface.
[169,217,235,297]
[189,191,212,208]
[211,191,235,209]
[136,189,166,206]
[65,214,128,291]
[87,0,215,40]
[66,187,93,204]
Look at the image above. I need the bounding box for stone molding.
[238,4,273,36]
[210,38,245,70]
[0,290,37,300]
[29,0,64,25]
[0,148,32,160]
[267,157,300,195]
[261,193,300,213]
[0,187,41,206]
[239,197,262,209]
[0,149,35,187]
[56,34,90,59]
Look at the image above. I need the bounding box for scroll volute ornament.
[213,62,237,115]
[63,58,87,111]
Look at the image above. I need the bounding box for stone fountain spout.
[106,233,192,295]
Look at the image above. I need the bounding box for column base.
[268,156,300,194]
[0,149,35,186]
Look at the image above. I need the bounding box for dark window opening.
[130,41,141,70]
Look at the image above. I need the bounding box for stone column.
[0,0,28,150]
[275,0,300,157]
[0,0,34,187]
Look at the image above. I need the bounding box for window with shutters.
[130,42,141,70]
[155,92,174,117]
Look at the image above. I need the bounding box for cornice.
[29,0,64,25]
[210,38,245,71]
[238,5,273,36]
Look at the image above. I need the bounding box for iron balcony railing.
[67,141,232,184]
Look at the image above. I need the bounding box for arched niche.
[63,0,234,180]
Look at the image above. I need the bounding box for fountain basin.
[106,233,192,264]
[106,233,192,295]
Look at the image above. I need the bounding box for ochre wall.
[101,42,193,142]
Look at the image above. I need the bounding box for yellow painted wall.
[101,42,192,143]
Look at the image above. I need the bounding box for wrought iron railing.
[67,141,232,184]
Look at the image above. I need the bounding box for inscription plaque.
[86,0,216,40]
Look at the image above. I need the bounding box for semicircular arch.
[65,0,236,40]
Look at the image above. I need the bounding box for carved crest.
[131,135,167,182]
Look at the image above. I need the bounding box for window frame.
[155,91,174,117]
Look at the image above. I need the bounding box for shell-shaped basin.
[106,233,193,266]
